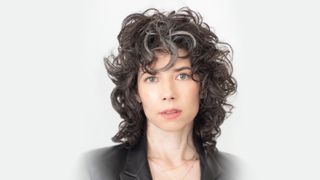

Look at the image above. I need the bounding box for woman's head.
[136,49,200,134]
[105,7,237,151]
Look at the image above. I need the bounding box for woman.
[84,7,238,180]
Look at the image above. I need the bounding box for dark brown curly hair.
[105,7,237,151]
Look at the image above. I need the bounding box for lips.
[159,108,182,120]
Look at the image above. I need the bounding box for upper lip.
[159,108,182,114]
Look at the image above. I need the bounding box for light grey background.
[0,0,319,179]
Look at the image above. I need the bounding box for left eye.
[176,73,190,80]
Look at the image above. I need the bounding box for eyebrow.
[173,66,192,72]
[139,66,192,78]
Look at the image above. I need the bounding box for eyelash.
[144,76,157,83]
[144,73,191,83]
[176,73,191,80]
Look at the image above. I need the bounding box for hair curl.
[105,7,237,151]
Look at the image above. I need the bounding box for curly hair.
[105,7,237,151]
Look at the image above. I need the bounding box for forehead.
[143,49,191,72]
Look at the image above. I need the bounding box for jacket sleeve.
[215,151,245,180]
[76,145,127,180]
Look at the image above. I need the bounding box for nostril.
[163,97,175,101]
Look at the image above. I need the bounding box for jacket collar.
[120,134,152,180]
[194,135,223,180]
[120,134,222,180]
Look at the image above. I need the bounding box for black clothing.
[83,135,239,180]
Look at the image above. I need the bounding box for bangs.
[139,30,196,74]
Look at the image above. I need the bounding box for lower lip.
[160,111,181,120]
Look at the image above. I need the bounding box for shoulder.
[85,144,127,165]
[80,144,128,180]
[208,150,243,180]
[214,151,239,169]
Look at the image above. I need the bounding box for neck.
[146,122,197,163]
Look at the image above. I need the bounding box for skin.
[136,49,201,179]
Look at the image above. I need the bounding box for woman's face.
[137,49,200,132]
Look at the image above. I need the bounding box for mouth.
[159,108,182,120]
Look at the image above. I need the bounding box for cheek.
[180,84,200,101]
[139,88,159,107]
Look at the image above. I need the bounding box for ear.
[136,94,142,103]
[199,89,205,100]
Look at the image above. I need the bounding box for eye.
[176,73,191,80]
[144,76,158,83]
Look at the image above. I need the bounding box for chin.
[154,121,193,132]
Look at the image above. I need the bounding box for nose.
[161,79,176,101]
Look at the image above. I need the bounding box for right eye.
[144,76,158,83]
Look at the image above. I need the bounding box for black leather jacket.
[82,135,239,180]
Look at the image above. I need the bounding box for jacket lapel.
[120,135,152,180]
[120,134,223,180]
[200,151,223,180]
[194,137,223,180]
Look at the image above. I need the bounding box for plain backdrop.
[1,0,319,179]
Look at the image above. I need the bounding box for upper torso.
[80,136,240,180]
